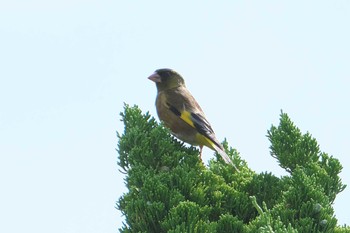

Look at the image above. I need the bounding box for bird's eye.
[159,71,171,80]
[164,71,171,78]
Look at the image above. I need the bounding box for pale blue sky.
[0,1,349,232]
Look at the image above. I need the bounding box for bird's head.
[148,68,185,91]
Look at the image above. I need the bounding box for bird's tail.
[212,143,240,172]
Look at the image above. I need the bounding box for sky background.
[0,1,349,232]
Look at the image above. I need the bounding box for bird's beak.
[148,72,162,83]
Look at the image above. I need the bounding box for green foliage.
[117,105,347,233]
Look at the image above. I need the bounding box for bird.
[148,68,238,171]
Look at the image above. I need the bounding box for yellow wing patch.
[179,110,215,150]
[179,111,195,128]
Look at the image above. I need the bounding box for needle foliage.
[117,104,348,233]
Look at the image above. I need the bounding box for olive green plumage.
[148,68,238,171]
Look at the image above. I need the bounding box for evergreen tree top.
[117,104,348,233]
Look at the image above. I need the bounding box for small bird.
[148,68,238,170]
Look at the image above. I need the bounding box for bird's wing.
[167,101,238,169]
[164,88,221,149]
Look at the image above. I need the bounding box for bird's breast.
[155,92,199,145]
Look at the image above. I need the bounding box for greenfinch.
[148,68,238,170]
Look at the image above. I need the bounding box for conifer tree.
[117,104,349,233]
